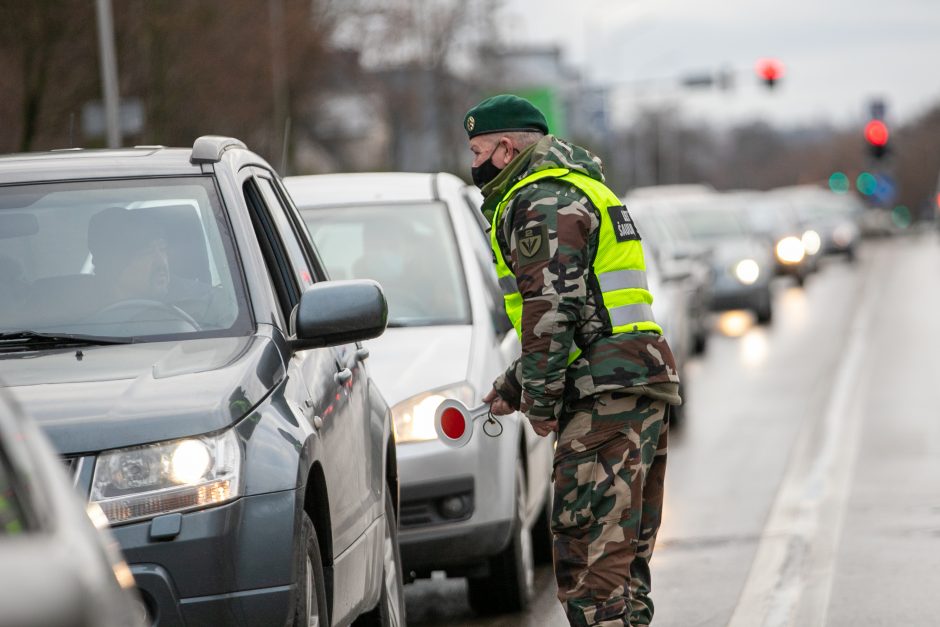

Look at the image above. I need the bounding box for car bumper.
[111,489,298,627]
[709,278,770,312]
[396,417,519,575]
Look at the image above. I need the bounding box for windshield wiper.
[0,330,134,349]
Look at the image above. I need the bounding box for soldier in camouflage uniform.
[465,94,681,627]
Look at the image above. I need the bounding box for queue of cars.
[285,172,553,614]
[0,135,874,626]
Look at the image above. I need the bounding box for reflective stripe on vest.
[490,167,662,365]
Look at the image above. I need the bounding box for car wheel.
[755,290,773,324]
[467,460,534,614]
[354,490,406,627]
[531,477,554,565]
[292,512,329,627]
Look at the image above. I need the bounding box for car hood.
[364,325,471,407]
[0,335,283,455]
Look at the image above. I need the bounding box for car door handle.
[334,368,352,385]
[356,347,369,361]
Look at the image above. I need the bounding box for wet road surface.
[405,233,940,626]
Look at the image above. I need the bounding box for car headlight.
[775,236,805,264]
[802,229,821,255]
[734,259,760,285]
[392,382,475,444]
[832,223,856,247]
[90,429,241,524]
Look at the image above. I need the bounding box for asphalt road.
[404,231,940,627]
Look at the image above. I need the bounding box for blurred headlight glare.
[392,383,475,443]
[832,223,856,247]
[802,230,822,255]
[734,259,760,285]
[90,430,241,524]
[775,236,805,264]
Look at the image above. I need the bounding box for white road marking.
[727,248,885,627]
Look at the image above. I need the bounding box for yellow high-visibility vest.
[490,168,662,364]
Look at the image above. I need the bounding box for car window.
[300,202,471,327]
[458,194,513,334]
[674,203,748,239]
[0,451,29,538]
[255,176,316,290]
[0,177,248,339]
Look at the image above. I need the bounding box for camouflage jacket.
[480,135,681,426]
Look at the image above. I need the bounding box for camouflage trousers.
[551,392,669,627]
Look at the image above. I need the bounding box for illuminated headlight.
[775,236,805,264]
[832,223,856,247]
[392,383,475,444]
[90,430,241,524]
[734,259,760,285]
[802,230,821,255]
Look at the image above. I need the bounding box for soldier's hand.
[530,418,558,437]
[483,387,514,416]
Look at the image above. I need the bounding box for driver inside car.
[89,207,171,303]
[87,206,223,331]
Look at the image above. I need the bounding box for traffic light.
[755,58,784,89]
[864,119,890,159]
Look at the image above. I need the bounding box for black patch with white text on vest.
[607,205,641,242]
[515,224,550,264]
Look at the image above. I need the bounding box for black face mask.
[471,145,502,189]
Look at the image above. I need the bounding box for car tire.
[755,290,773,324]
[531,477,554,565]
[292,512,329,627]
[354,489,406,627]
[467,460,534,614]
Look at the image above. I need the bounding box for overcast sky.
[499,0,940,129]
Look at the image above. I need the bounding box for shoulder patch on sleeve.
[607,205,641,242]
[515,224,550,264]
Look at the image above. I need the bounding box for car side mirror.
[291,280,388,350]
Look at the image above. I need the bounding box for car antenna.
[279,116,291,175]
[69,112,75,148]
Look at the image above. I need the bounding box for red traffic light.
[864,120,889,147]
[755,58,785,87]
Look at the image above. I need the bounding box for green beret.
[464,94,549,138]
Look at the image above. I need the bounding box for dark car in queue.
[0,137,404,627]
[629,192,775,324]
[730,190,818,286]
[773,185,863,262]
[0,389,145,627]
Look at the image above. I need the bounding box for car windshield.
[0,177,249,341]
[301,202,471,327]
[674,202,748,239]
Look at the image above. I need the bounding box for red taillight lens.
[440,408,467,440]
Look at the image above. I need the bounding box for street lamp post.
[95,0,122,148]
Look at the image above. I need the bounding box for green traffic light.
[856,172,877,196]
[891,205,912,229]
[828,172,850,194]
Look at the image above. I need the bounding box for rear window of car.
[300,202,471,327]
[0,177,251,341]
[675,202,748,239]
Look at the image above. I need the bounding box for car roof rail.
[191,136,246,164]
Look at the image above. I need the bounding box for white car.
[285,172,553,613]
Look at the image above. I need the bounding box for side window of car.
[255,176,317,290]
[243,177,301,322]
[459,196,514,335]
[0,445,34,535]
